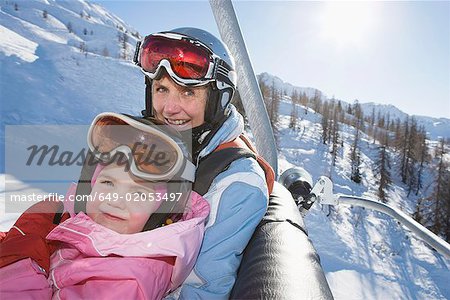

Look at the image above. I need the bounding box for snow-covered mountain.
[259,73,450,141]
[359,102,450,141]
[0,0,144,171]
[258,72,321,99]
[1,1,449,299]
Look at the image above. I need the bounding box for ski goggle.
[133,33,233,87]
[87,112,195,182]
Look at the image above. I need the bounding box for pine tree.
[394,117,421,196]
[347,104,352,115]
[102,46,110,57]
[349,101,364,184]
[368,107,375,141]
[79,42,86,54]
[375,133,392,203]
[353,100,364,133]
[338,101,346,124]
[66,22,73,33]
[321,101,330,144]
[370,107,376,128]
[330,106,340,167]
[312,90,322,114]
[268,79,280,129]
[351,148,362,184]
[326,101,336,145]
[377,113,385,128]
[120,32,129,59]
[415,127,428,195]
[389,115,396,132]
[349,128,362,184]
[289,90,299,129]
[398,117,410,183]
[442,172,450,241]
[372,126,378,144]
[430,139,449,238]
[406,118,419,196]
[385,113,391,131]
[300,92,309,114]
[413,197,425,224]
[393,118,402,150]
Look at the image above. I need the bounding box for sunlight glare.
[320,2,377,47]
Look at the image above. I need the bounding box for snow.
[0,24,38,62]
[327,269,406,300]
[1,0,449,299]
[276,98,449,299]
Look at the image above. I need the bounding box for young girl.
[0,113,209,299]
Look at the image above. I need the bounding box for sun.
[319,2,377,47]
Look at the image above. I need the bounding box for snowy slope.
[1,1,449,299]
[0,0,143,172]
[277,97,449,299]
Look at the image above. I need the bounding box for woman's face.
[87,164,162,234]
[152,75,209,131]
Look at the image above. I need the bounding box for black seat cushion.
[230,182,333,299]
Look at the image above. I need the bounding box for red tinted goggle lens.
[140,35,211,80]
[90,116,179,175]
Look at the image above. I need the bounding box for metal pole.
[337,195,450,259]
[209,0,278,175]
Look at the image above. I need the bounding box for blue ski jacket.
[166,105,269,299]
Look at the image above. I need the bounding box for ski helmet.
[133,27,237,125]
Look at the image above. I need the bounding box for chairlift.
[209,1,450,298]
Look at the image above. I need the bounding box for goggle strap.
[144,76,153,117]
[180,160,196,182]
[133,40,141,65]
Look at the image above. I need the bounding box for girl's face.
[87,164,162,234]
[152,75,209,131]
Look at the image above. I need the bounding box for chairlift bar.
[335,195,450,260]
[305,175,450,259]
[209,0,278,175]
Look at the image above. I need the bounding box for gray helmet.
[135,27,237,124]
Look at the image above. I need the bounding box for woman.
[134,27,271,299]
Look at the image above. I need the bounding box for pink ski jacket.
[0,192,209,300]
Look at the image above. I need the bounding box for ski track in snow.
[1,1,449,299]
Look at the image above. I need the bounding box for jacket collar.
[197,105,244,162]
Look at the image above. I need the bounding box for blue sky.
[97,0,450,119]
